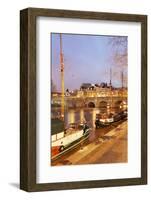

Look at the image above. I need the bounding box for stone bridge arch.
[114,100,124,109]
[99,101,108,108]
[87,102,95,108]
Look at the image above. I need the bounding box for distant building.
[80,83,92,90]
[100,82,108,88]
[51,92,62,97]
[65,89,70,96]
[77,85,127,98]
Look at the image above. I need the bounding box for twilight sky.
[51,33,127,92]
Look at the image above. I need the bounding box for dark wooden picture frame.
[20,7,147,192]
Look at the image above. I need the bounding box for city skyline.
[51,33,127,92]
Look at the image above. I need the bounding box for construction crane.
[109,68,113,112]
[109,67,112,88]
[60,34,65,119]
[121,70,124,89]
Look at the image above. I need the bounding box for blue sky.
[51,33,127,92]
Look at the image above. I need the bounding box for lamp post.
[60,34,65,119]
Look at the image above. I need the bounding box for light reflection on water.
[64,108,100,128]
[52,107,121,128]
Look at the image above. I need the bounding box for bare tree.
[51,79,57,92]
[109,36,128,68]
[108,36,128,87]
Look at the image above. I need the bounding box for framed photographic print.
[20,8,147,191]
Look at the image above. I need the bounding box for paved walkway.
[67,121,127,165]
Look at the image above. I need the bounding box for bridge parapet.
[52,95,127,109]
